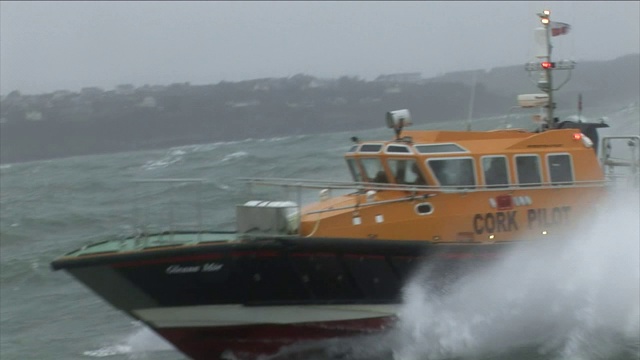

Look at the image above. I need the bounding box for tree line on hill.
[0,54,637,164]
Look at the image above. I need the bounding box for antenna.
[578,93,583,122]
[466,71,477,131]
[524,9,575,130]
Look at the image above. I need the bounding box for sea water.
[1,104,638,360]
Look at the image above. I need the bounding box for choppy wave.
[141,149,186,170]
[83,323,174,358]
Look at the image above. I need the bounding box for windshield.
[428,158,476,188]
[346,158,363,183]
[387,159,426,185]
[360,158,388,183]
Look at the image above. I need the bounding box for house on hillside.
[115,84,135,95]
[375,72,422,84]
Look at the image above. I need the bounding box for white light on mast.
[538,9,550,25]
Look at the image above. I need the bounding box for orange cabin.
[299,128,607,243]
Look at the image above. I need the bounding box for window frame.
[480,155,511,189]
[514,154,543,187]
[358,143,383,153]
[426,156,477,189]
[386,158,427,185]
[359,157,388,183]
[384,144,413,155]
[546,153,574,186]
[346,158,364,183]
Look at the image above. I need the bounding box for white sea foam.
[141,151,184,170]
[83,344,132,358]
[169,136,289,155]
[83,323,174,358]
[221,151,248,163]
[391,188,640,360]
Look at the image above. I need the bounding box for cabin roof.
[354,129,590,155]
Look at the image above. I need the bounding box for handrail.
[240,177,609,193]
[306,193,435,215]
[131,178,207,242]
[600,135,640,188]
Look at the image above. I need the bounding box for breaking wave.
[391,189,640,360]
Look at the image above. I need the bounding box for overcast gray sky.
[1,1,638,95]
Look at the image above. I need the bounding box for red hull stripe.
[290,252,343,258]
[112,251,279,268]
[343,254,386,260]
[112,251,497,268]
[156,316,395,360]
[113,253,225,268]
[437,252,499,259]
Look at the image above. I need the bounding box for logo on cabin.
[473,206,571,235]
[473,211,518,234]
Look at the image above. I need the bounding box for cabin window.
[387,159,427,185]
[360,158,388,183]
[415,143,467,154]
[347,145,358,153]
[547,154,574,185]
[481,156,510,188]
[386,144,412,154]
[346,158,363,183]
[427,157,476,188]
[515,155,542,187]
[359,144,383,153]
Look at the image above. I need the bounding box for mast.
[543,11,555,129]
[525,10,575,130]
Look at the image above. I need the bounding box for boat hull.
[51,235,509,359]
[146,307,395,360]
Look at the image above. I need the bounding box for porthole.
[415,202,434,215]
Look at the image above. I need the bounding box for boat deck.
[63,231,239,258]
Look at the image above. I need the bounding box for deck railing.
[130,178,207,243]
[125,148,637,242]
[600,135,640,188]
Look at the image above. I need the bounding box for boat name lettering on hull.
[166,263,224,274]
[473,211,518,235]
[527,206,571,229]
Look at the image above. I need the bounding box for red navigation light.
[573,133,582,140]
[541,61,555,69]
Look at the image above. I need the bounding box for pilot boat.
[51,10,639,360]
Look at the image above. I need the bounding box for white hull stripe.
[133,304,398,328]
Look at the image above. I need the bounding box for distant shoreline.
[1,55,638,164]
